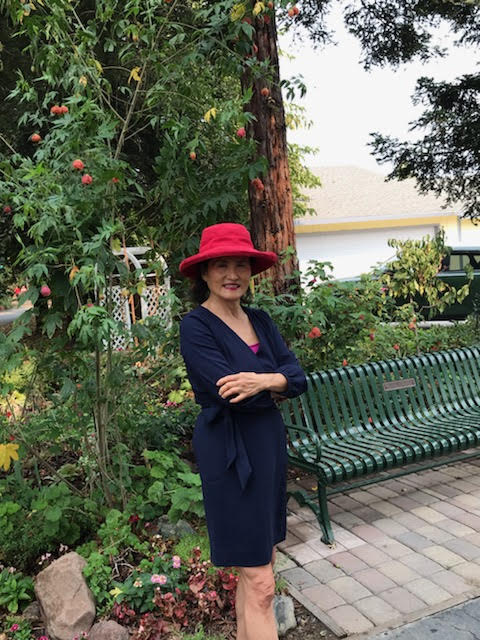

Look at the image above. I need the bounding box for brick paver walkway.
[276,458,480,637]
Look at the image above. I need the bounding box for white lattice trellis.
[100,247,170,350]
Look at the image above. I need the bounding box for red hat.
[179,223,278,279]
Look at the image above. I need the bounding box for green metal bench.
[281,345,480,545]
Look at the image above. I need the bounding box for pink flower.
[151,574,167,585]
[81,174,93,185]
[172,555,181,569]
[38,636,49,640]
[10,625,19,632]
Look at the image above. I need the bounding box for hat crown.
[199,223,254,256]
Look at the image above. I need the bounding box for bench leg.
[286,482,335,546]
[317,483,334,545]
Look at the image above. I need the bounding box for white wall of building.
[296,224,438,279]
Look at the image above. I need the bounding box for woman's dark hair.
[190,258,255,304]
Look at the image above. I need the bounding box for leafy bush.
[0,569,34,614]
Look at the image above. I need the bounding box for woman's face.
[202,256,252,303]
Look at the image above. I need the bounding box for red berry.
[112,177,119,183]
[236,127,246,138]
[189,151,197,160]
[261,87,270,97]
[251,177,265,191]
[72,159,85,171]
[3,205,11,214]
[40,285,51,297]
[308,327,322,339]
[31,133,41,143]
[81,174,93,185]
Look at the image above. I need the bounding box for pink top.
[249,343,260,354]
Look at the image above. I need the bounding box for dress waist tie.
[201,405,252,491]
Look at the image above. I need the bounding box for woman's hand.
[216,372,287,404]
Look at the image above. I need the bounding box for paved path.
[277,457,480,637]
[368,597,480,639]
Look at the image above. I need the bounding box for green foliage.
[144,450,204,523]
[97,509,148,557]
[380,230,472,319]
[173,533,211,565]
[0,569,34,614]
[0,473,98,572]
[82,551,115,615]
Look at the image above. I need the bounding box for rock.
[22,601,42,622]
[274,595,297,637]
[88,621,129,640]
[34,552,96,640]
[155,515,195,540]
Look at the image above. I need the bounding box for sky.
[278,4,479,175]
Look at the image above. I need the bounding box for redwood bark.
[241,11,300,296]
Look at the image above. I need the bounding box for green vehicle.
[432,247,480,320]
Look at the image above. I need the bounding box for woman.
[179,223,307,640]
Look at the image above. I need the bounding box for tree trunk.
[241,11,300,296]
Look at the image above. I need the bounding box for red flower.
[72,159,85,171]
[393,343,400,351]
[251,177,265,191]
[342,358,348,366]
[236,127,246,138]
[40,285,51,297]
[50,105,61,115]
[81,174,93,185]
[111,177,119,183]
[60,105,68,114]
[30,133,41,143]
[308,326,322,339]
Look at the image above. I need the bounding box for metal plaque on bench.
[383,378,416,391]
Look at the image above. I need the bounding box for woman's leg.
[235,561,278,640]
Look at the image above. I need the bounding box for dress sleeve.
[180,314,274,411]
[260,311,307,398]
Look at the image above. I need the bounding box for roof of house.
[296,166,458,225]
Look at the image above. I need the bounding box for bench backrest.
[282,346,480,441]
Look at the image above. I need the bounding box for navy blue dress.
[180,305,307,567]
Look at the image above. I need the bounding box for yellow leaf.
[230,2,246,21]
[203,107,217,123]
[93,59,103,75]
[111,238,122,252]
[253,2,265,16]
[109,587,123,598]
[0,443,19,472]
[79,75,88,87]
[128,66,142,84]
[69,265,79,282]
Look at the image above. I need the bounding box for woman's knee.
[240,565,275,610]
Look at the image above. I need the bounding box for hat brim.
[179,249,278,279]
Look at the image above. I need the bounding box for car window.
[442,252,480,271]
